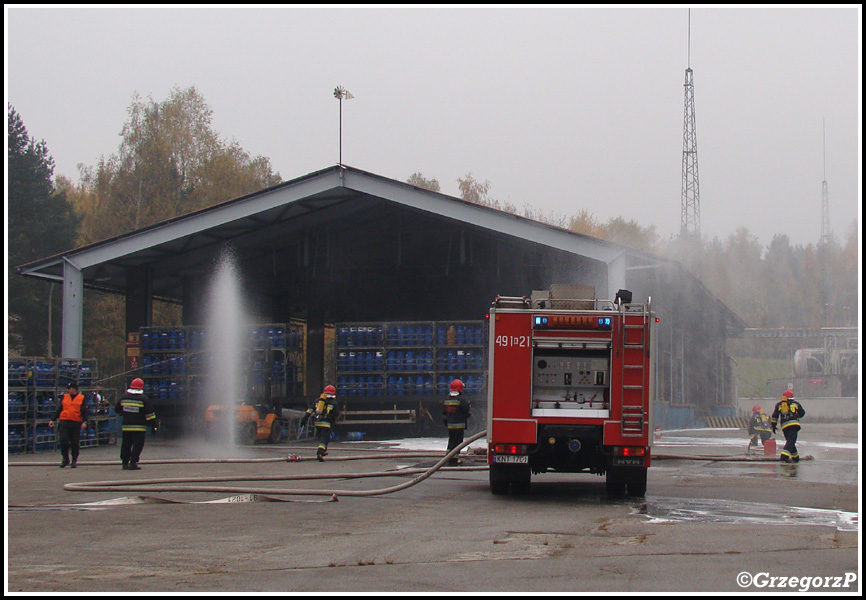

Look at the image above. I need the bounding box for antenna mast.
[820,119,830,245]
[681,9,701,238]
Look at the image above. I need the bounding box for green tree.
[568,208,604,238]
[68,87,282,384]
[8,105,80,355]
[457,172,517,214]
[457,172,491,204]
[77,86,281,244]
[601,216,660,253]
[406,172,441,192]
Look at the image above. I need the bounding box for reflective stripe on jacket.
[771,399,805,430]
[305,396,340,428]
[116,390,156,432]
[443,393,470,429]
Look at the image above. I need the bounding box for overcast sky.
[6,5,862,247]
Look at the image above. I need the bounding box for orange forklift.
[204,401,284,445]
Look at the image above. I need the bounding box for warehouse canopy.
[18,164,739,361]
[17,164,745,417]
[17,165,654,300]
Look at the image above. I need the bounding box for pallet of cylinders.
[6,357,117,452]
[334,320,487,431]
[138,321,307,424]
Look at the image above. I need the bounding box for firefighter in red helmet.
[442,379,471,466]
[115,378,157,470]
[747,404,772,451]
[771,390,806,463]
[301,385,340,461]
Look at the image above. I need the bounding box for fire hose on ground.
[10,430,809,503]
[55,430,490,500]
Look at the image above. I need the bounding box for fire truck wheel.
[489,464,510,495]
[625,468,647,497]
[605,467,626,498]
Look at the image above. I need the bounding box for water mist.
[203,247,248,448]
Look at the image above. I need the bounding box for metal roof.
[17,164,654,300]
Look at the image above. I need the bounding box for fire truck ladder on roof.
[620,302,649,438]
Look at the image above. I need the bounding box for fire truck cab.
[486,285,656,497]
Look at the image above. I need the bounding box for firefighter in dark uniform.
[747,404,772,450]
[115,378,158,470]
[443,379,471,466]
[770,390,805,463]
[49,382,88,468]
[301,385,340,461]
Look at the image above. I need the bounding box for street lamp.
[334,86,354,165]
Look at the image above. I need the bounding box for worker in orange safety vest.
[49,382,88,468]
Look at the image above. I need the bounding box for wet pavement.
[5,422,860,593]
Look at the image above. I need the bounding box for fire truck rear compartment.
[531,424,606,475]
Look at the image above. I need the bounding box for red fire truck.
[486,285,656,497]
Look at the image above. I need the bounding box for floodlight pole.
[334,86,352,166]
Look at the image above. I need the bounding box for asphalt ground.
[5,423,860,594]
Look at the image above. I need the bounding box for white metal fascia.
[27,171,344,272]
[342,170,624,265]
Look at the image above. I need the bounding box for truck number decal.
[495,335,530,348]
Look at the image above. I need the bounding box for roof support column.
[607,252,627,301]
[182,274,206,326]
[125,265,153,335]
[61,258,84,359]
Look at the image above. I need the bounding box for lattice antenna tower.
[820,119,831,245]
[681,9,701,237]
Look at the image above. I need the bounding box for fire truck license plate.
[493,455,528,464]
[611,457,645,467]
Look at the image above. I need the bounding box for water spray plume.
[203,248,248,449]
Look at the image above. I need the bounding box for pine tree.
[8,105,79,355]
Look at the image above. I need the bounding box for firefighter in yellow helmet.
[770,390,805,463]
[301,385,340,461]
[442,379,471,466]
